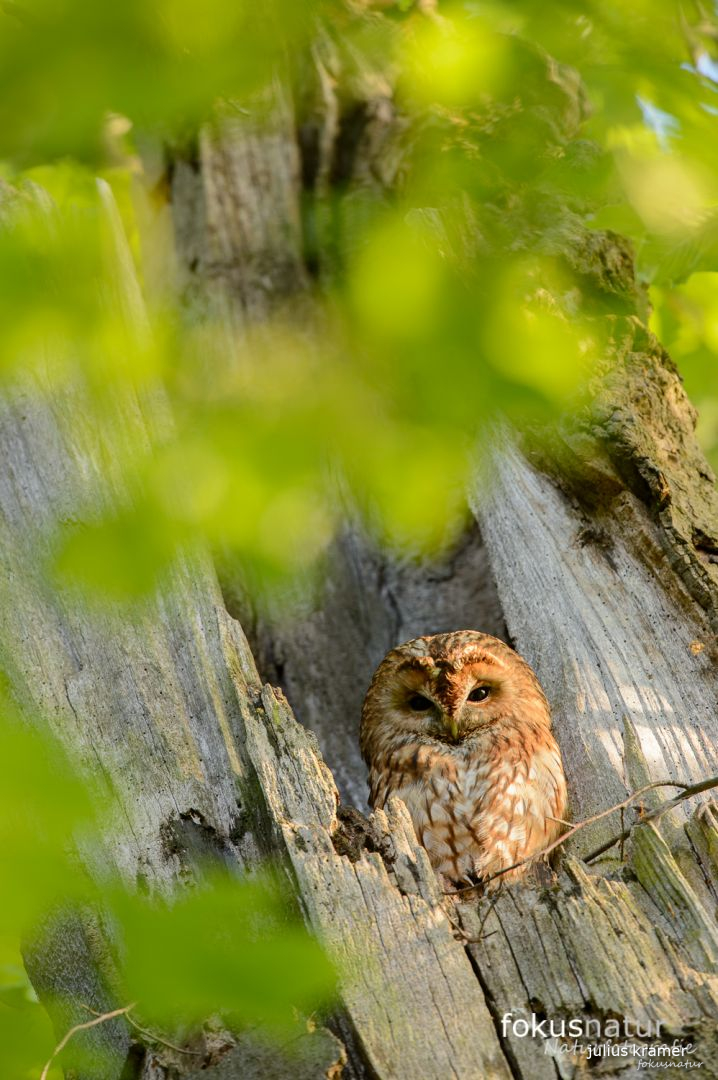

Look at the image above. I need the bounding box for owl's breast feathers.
[368,724,567,887]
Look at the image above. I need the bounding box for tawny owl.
[360,631,567,889]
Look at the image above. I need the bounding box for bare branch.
[81,1003,202,1058]
[583,773,718,863]
[40,1003,135,1080]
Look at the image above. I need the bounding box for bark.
[0,183,509,1079]
[164,54,718,1079]
[2,35,718,1080]
[0,344,510,1077]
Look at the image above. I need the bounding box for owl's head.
[360,630,550,761]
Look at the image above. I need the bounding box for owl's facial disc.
[401,681,495,743]
[390,656,508,744]
[360,633,554,772]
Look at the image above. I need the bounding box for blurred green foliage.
[0,0,318,164]
[0,958,60,1080]
[117,874,335,1030]
[651,273,718,470]
[0,683,335,1076]
[0,684,84,1077]
[0,0,715,592]
[2,0,718,1073]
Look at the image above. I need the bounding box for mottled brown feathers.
[360,631,567,888]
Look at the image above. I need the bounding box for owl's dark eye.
[407,693,433,712]
[468,686,490,703]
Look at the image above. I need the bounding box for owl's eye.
[468,686,490,703]
[407,693,433,712]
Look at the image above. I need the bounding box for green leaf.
[113,872,336,1031]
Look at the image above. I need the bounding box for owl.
[360,631,567,889]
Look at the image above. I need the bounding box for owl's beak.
[441,713,459,741]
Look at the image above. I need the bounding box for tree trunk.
[4,46,718,1080]
[166,62,718,1077]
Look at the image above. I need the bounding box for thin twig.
[126,1015,202,1057]
[443,779,696,896]
[445,908,497,945]
[583,773,718,863]
[40,1004,135,1080]
[446,879,504,944]
[472,881,504,942]
[444,909,467,940]
[81,1003,202,1057]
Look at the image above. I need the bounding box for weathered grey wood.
[159,48,718,1080]
[472,439,718,854]
[687,802,718,906]
[6,25,718,1080]
[187,88,506,812]
[181,1028,346,1080]
[226,618,511,1079]
[0,187,511,1080]
[1,373,513,1077]
[458,852,718,1079]
[0,382,260,890]
[230,521,506,809]
[23,910,133,1079]
[170,83,308,331]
